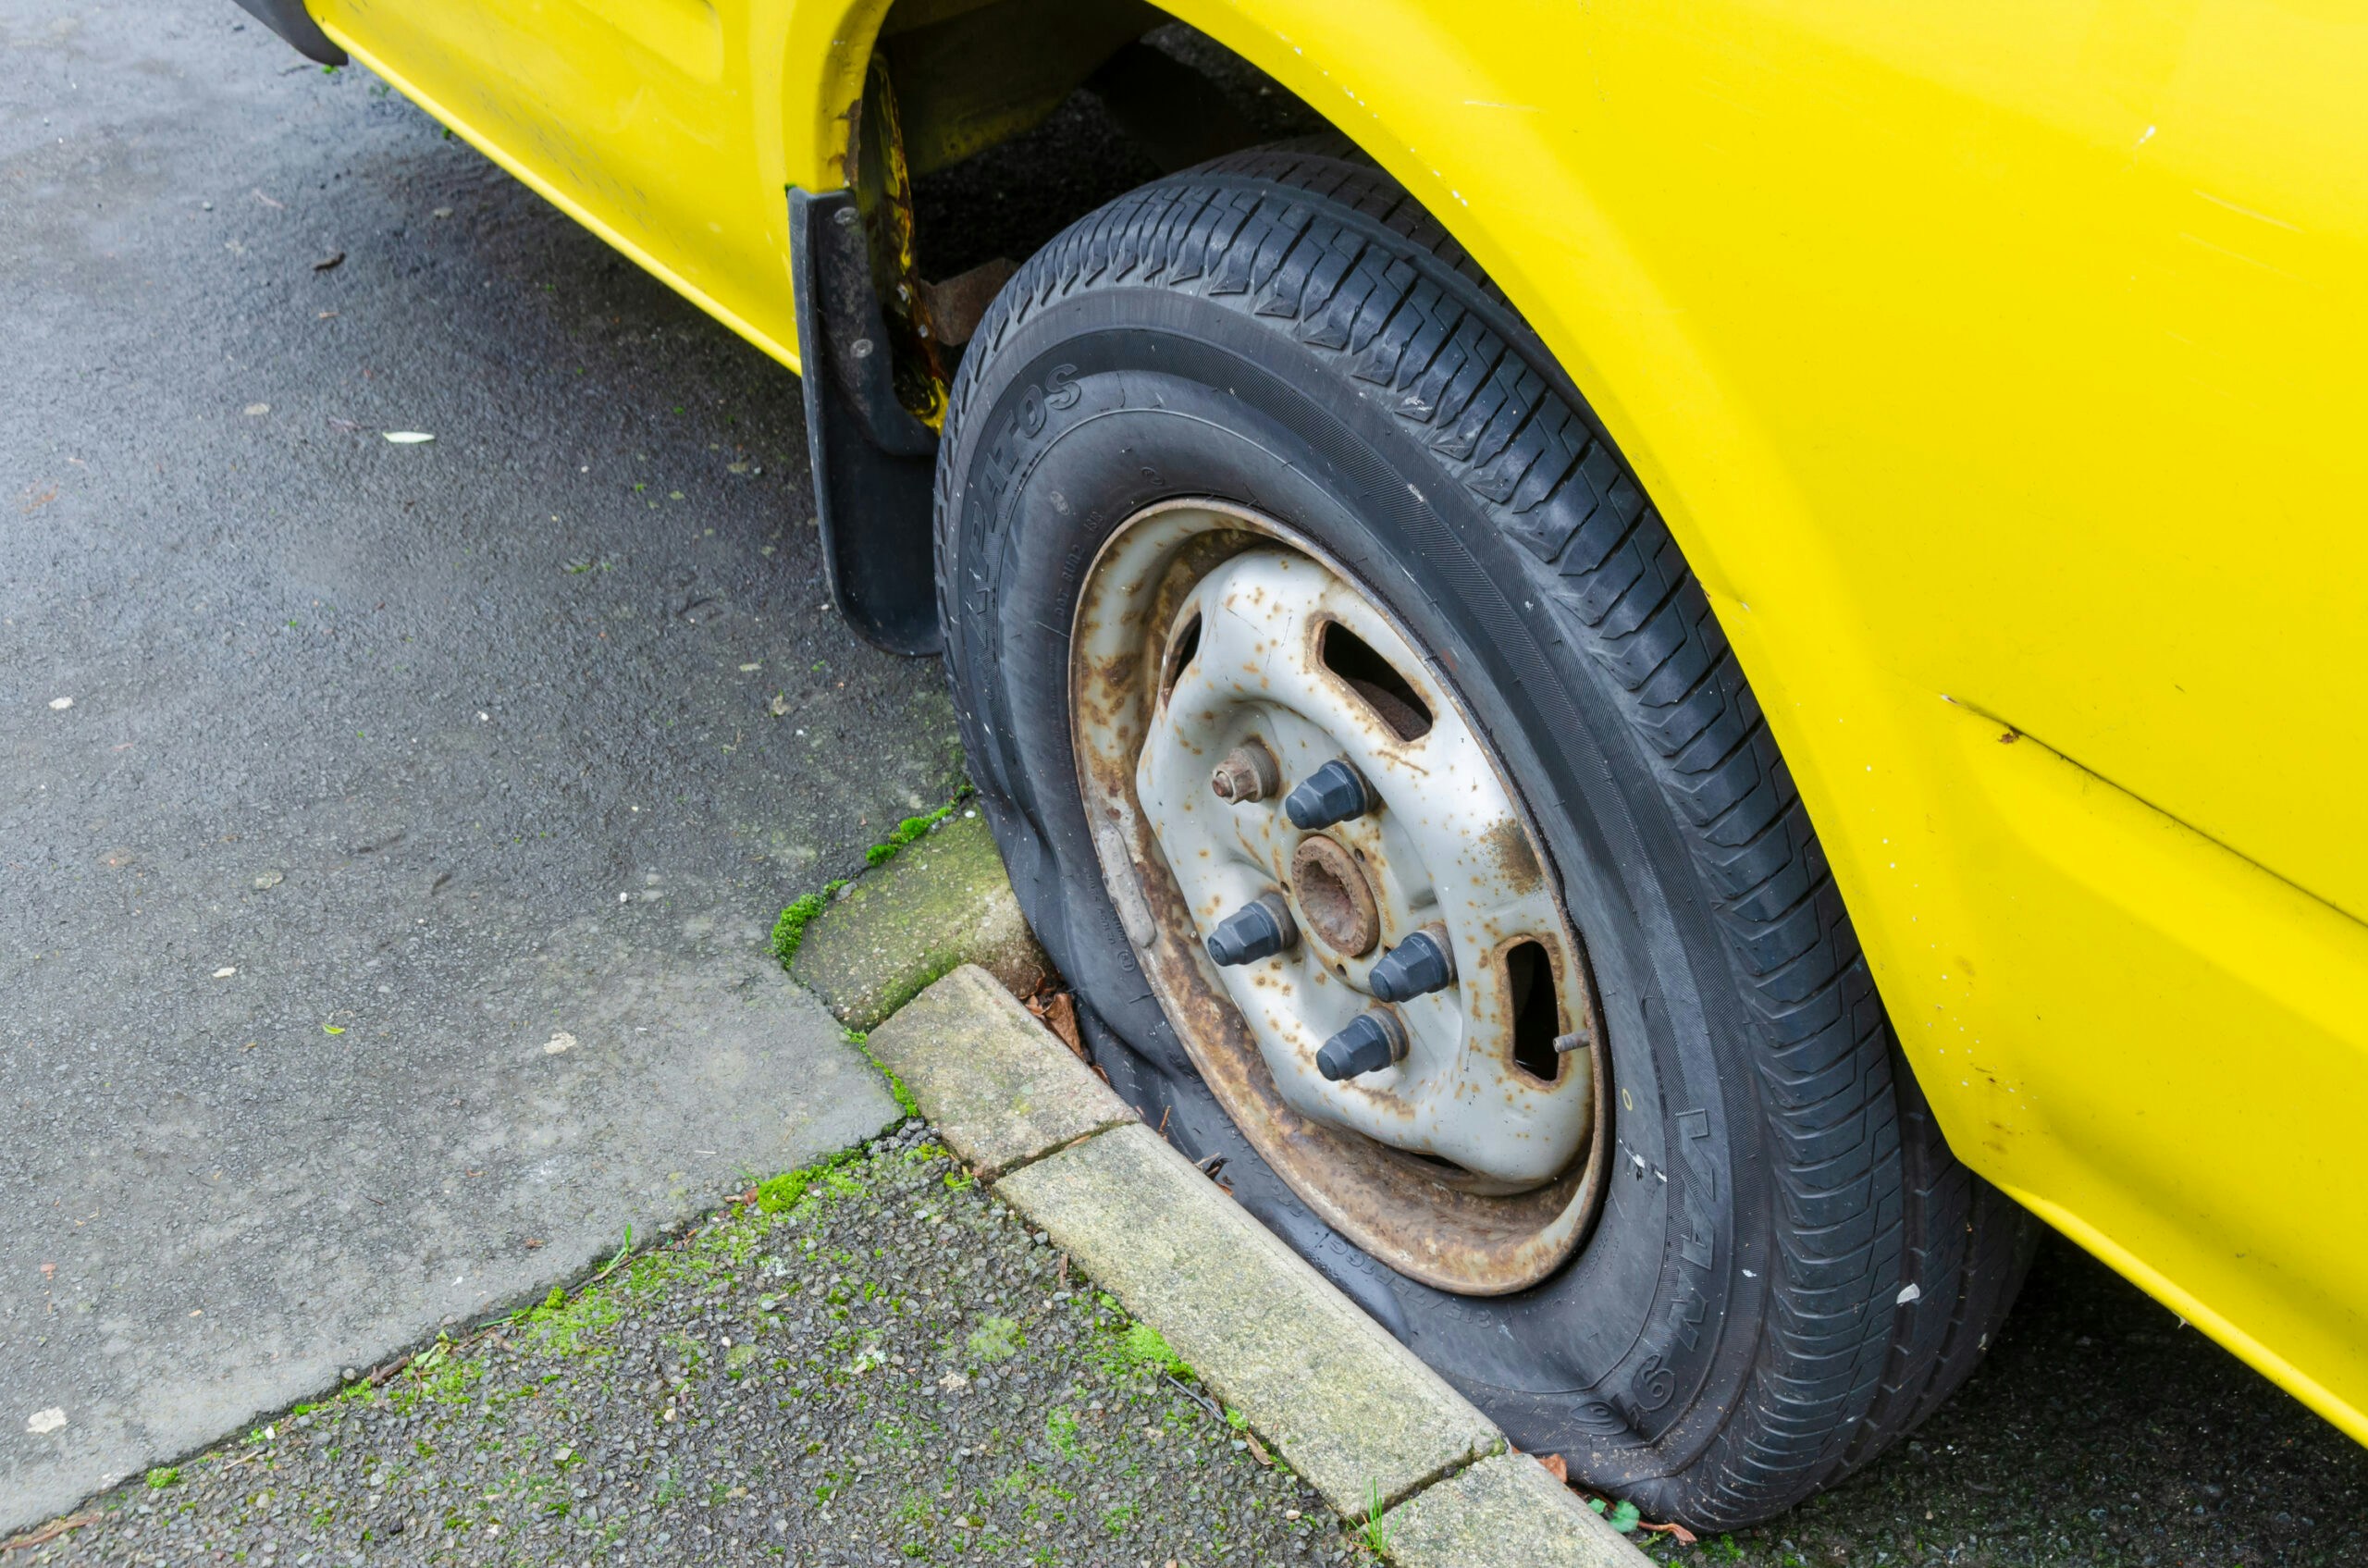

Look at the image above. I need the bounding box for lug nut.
[1210,741,1280,804]
[1283,759,1374,830]
[1316,1009,1409,1081]
[1205,893,1298,967]
[1368,923,1455,1002]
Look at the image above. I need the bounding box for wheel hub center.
[1289,834,1379,956]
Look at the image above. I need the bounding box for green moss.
[967,1315,1024,1362]
[866,806,957,867]
[513,1284,623,1358]
[1044,1406,1086,1461]
[1102,1323,1190,1381]
[845,1028,924,1120]
[382,1339,483,1414]
[769,883,841,969]
[771,791,969,973]
[145,1466,180,1490]
[755,1170,811,1215]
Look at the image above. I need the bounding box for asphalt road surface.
[7,0,2366,1558]
[0,0,973,1530]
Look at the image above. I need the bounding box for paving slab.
[791,810,1054,1029]
[0,0,956,1531]
[863,964,1136,1178]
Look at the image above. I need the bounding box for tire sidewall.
[940,269,1778,1491]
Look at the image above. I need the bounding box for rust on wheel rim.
[1069,500,1612,1295]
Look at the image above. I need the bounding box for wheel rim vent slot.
[1506,940,1562,1084]
[1160,611,1203,705]
[1319,619,1433,740]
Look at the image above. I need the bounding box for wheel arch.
[772,0,1982,1182]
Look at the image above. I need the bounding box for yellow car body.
[306,0,2368,1444]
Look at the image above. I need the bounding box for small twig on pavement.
[3,1512,99,1551]
[1165,1373,1220,1420]
[594,1224,635,1280]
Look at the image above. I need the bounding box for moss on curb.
[786,809,1053,1029]
[770,798,964,969]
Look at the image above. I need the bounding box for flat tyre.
[934,141,2037,1526]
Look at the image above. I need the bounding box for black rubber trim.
[230,0,346,67]
[786,187,942,658]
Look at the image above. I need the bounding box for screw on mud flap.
[1316,1009,1408,1081]
[1210,741,1280,804]
[1206,893,1298,967]
[1282,759,1373,830]
[1367,923,1455,1002]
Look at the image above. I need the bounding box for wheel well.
[858,0,1326,401]
[792,0,1326,654]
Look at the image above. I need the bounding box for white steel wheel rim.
[1070,499,1610,1295]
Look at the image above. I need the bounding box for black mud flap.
[787,187,943,658]
[230,0,347,66]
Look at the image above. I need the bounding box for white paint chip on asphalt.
[544,1031,578,1056]
[26,1408,66,1435]
[243,402,269,415]
[48,697,72,710]
[383,431,435,444]
[214,967,237,979]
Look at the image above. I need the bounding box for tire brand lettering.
[1627,1352,1677,1412]
[1617,1109,1719,1432]
[978,365,1081,508]
[1673,1108,1718,1271]
[1663,1286,1708,1352]
[1044,362,1081,410]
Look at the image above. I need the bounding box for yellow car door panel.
[317,0,802,365]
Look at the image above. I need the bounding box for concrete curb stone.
[1001,1121,1500,1517]
[864,963,1137,1178]
[790,809,1053,1029]
[1382,1452,1648,1568]
[880,965,1653,1567]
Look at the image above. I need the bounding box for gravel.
[1619,1237,2368,1567]
[19,1145,2368,1568]
[28,1124,1349,1567]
